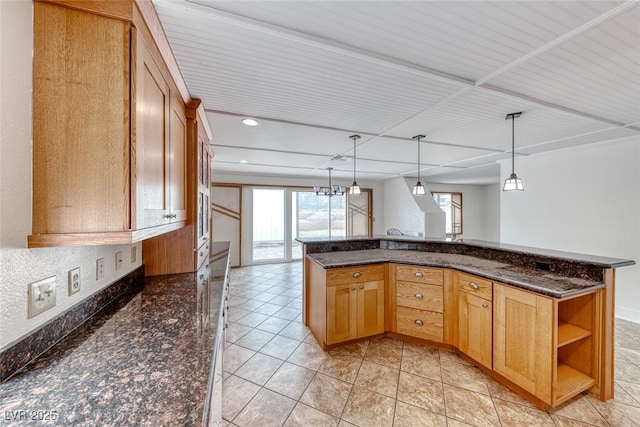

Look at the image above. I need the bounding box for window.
[432,192,462,236]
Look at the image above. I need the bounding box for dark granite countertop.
[0,242,230,426]
[297,236,635,268]
[306,249,607,298]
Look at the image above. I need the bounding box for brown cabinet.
[457,273,492,369]
[29,1,188,247]
[307,261,384,348]
[395,266,444,342]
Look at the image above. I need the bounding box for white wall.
[382,177,446,238]
[0,0,141,350]
[427,183,501,242]
[500,136,640,323]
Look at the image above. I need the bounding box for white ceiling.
[153,0,640,184]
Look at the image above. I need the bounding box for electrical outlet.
[131,246,137,263]
[115,251,123,271]
[96,258,105,280]
[68,267,80,295]
[28,276,56,318]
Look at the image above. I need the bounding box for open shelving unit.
[554,292,597,405]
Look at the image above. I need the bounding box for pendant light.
[412,135,426,195]
[349,134,361,195]
[313,167,344,196]
[503,112,524,191]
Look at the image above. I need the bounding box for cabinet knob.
[352,286,356,290]
[482,303,489,308]
[414,319,424,326]
[353,272,361,278]
[415,272,423,277]
[414,293,423,299]
[164,214,172,218]
[172,214,177,218]
[359,285,364,289]
[469,282,479,289]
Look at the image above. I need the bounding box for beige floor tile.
[260,334,301,360]
[328,341,369,358]
[269,294,295,306]
[287,342,327,371]
[283,403,339,427]
[252,292,279,303]
[354,360,399,398]
[401,347,442,382]
[370,336,404,349]
[254,303,285,316]
[233,388,296,427]
[338,421,357,427]
[438,348,472,365]
[493,397,555,426]
[225,323,253,343]
[613,381,640,407]
[227,307,251,322]
[445,419,475,427]
[235,311,270,327]
[393,401,446,427]
[234,352,283,385]
[549,394,608,427]
[223,344,256,373]
[279,321,311,341]
[364,341,403,369]
[256,316,291,333]
[397,371,445,414]
[443,384,500,426]
[549,413,602,426]
[616,357,640,383]
[440,358,490,395]
[319,354,363,383]
[235,328,276,351]
[485,376,535,408]
[586,394,640,427]
[222,375,261,422]
[341,385,395,427]
[618,347,640,365]
[264,362,316,400]
[273,307,302,321]
[299,373,352,418]
[402,341,440,356]
[618,380,640,407]
[236,299,266,311]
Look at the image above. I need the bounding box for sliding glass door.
[252,188,285,262]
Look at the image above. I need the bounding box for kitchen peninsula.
[299,236,634,409]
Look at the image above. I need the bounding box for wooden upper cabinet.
[29,1,189,247]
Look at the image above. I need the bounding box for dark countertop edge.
[296,236,635,268]
[305,253,607,299]
[202,241,231,426]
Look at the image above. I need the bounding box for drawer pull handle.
[414,293,423,299]
[352,286,356,290]
[414,319,424,326]
[353,272,361,278]
[469,282,479,289]
[482,303,489,308]
[415,272,423,277]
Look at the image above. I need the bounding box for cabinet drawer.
[396,265,443,285]
[396,306,444,341]
[397,281,443,313]
[327,264,385,286]
[458,272,492,301]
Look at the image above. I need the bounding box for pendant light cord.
[511,115,515,175]
[352,136,357,183]
[417,136,421,181]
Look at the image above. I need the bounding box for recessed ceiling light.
[241,118,259,126]
[239,160,248,164]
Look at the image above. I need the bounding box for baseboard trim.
[0,266,145,382]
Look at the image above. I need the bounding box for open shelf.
[555,364,596,404]
[558,322,592,347]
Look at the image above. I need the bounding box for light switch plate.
[28,276,56,318]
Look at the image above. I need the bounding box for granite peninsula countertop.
[0,242,230,426]
[306,249,607,298]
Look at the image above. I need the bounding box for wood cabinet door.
[459,291,492,369]
[327,284,357,344]
[169,93,187,222]
[494,284,554,403]
[357,280,385,338]
[136,33,170,228]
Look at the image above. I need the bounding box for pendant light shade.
[412,135,426,195]
[349,134,361,195]
[503,112,524,192]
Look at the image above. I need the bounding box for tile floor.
[222,262,640,427]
